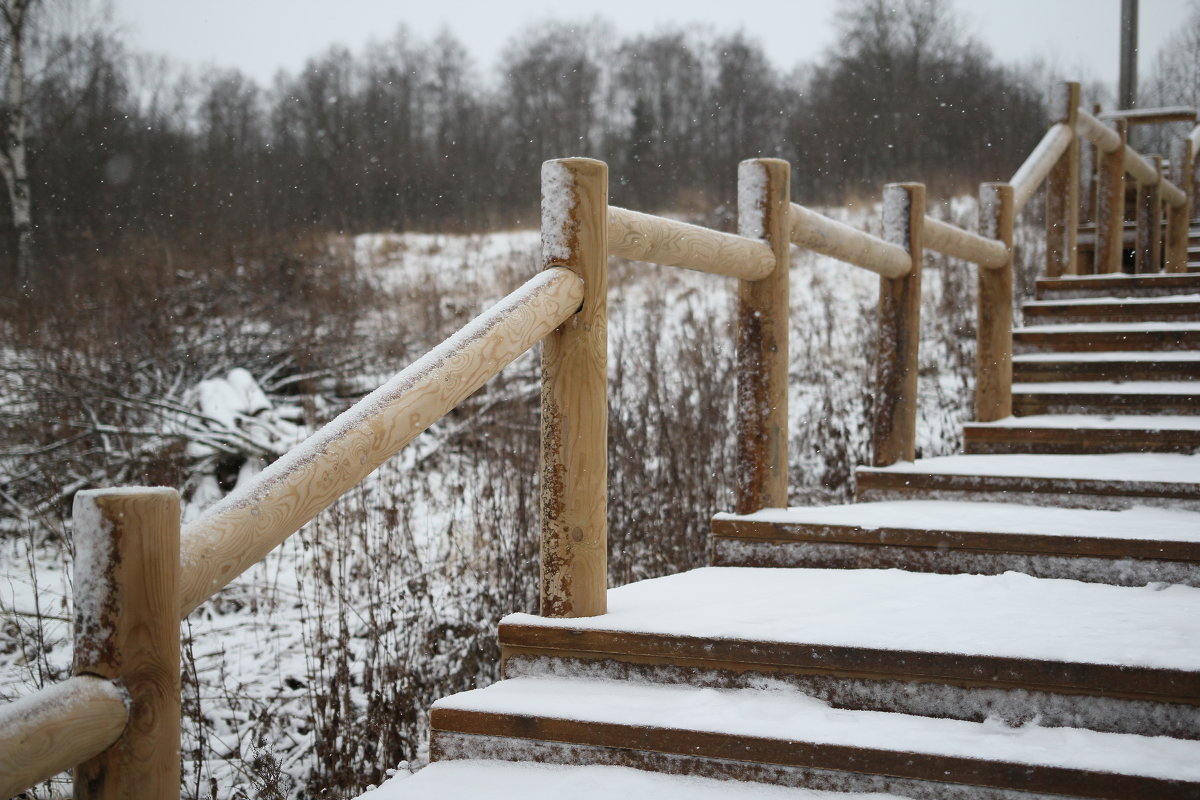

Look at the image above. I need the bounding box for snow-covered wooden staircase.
[404,268,1200,798]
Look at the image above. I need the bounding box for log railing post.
[1079,103,1101,227]
[539,158,608,618]
[735,158,791,513]
[872,182,924,466]
[1166,138,1194,273]
[1046,81,1081,277]
[72,487,181,800]
[1136,155,1164,273]
[1096,119,1128,274]
[976,183,1015,422]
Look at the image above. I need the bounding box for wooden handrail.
[0,676,128,797]
[1011,122,1073,212]
[1099,105,1197,125]
[178,266,585,617]
[789,202,911,278]
[608,206,775,280]
[1190,124,1200,152]
[1076,108,1189,207]
[923,216,1008,268]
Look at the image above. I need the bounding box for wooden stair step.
[1036,273,1200,300]
[1013,322,1200,353]
[372,760,891,799]
[962,414,1200,455]
[1012,380,1199,414]
[1013,351,1200,382]
[431,675,1200,799]
[854,452,1200,510]
[710,501,1200,586]
[1022,295,1200,324]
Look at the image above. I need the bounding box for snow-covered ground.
[1,203,984,797]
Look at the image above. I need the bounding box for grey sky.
[112,0,1191,98]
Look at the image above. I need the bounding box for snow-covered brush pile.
[0,197,1015,798]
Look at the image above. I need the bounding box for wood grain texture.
[72,487,180,800]
[607,205,773,280]
[922,216,1007,268]
[789,203,910,278]
[1136,157,1164,274]
[540,159,608,618]
[736,159,790,513]
[1075,108,1123,154]
[0,677,127,799]
[975,183,1014,422]
[1011,123,1073,213]
[872,183,923,467]
[1095,120,1128,274]
[179,267,584,617]
[1166,138,1193,273]
[1045,82,1080,277]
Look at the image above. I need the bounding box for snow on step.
[967,414,1200,430]
[1013,381,1198,394]
[502,567,1200,671]
[1016,321,1200,334]
[363,760,901,800]
[1025,293,1200,307]
[714,501,1200,543]
[864,451,1200,483]
[1013,351,1200,363]
[432,676,1200,782]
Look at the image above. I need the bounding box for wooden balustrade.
[1011,123,1074,213]
[923,216,1008,268]
[1137,156,1165,274]
[1095,119,1128,274]
[789,203,911,278]
[540,158,609,617]
[736,158,791,513]
[0,676,128,798]
[1045,82,1081,277]
[1099,105,1198,125]
[1167,137,1195,273]
[608,206,774,280]
[976,183,1015,421]
[180,266,585,617]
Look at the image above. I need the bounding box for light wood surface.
[1075,108,1122,154]
[872,183,924,467]
[976,183,1014,422]
[0,677,128,799]
[923,216,1007,268]
[1136,156,1163,274]
[1099,105,1197,125]
[607,206,773,280]
[179,267,584,617]
[1124,145,1162,187]
[1078,108,1183,200]
[789,203,910,278]
[736,159,790,513]
[1166,138,1193,274]
[1158,175,1188,209]
[72,487,180,800]
[540,159,608,618]
[1095,120,1127,274]
[1045,82,1080,277]
[1011,123,1073,213]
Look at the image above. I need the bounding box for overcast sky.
[112,0,1191,99]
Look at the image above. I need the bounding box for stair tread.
[432,676,1200,784]
[713,501,1200,546]
[966,414,1200,431]
[1013,350,1200,362]
[1017,321,1200,333]
[501,567,1200,674]
[859,452,1200,483]
[1013,380,1199,393]
[1025,294,1200,308]
[372,760,890,799]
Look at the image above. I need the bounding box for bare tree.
[0,0,36,281]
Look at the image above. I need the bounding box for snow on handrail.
[1011,123,1074,212]
[923,216,1008,269]
[177,267,585,617]
[789,202,911,278]
[608,206,775,280]
[1075,108,1188,207]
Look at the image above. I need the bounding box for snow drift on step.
[503,567,1200,670]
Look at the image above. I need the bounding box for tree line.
[1,0,1082,278]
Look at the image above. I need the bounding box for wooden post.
[1096,119,1128,274]
[735,158,790,513]
[539,158,608,618]
[1080,104,1100,224]
[1166,138,1193,273]
[72,487,180,800]
[1135,155,1163,273]
[976,183,1014,422]
[872,183,924,466]
[1046,81,1080,277]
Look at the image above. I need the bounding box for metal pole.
[1119,0,1138,110]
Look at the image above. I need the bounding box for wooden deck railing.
[2,78,1197,799]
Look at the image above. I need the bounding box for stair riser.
[712,538,1200,588]
[1036,276,1200,300]
[502,652,1200,740]
[962,429,1200,456]
[1023,305,1200,325]
[1012,394,1199,415]
[1013,363,1200,382]
[432,732,1070,800]
[1014,330,1200,353]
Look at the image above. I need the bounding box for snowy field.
[1,202,987,797]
